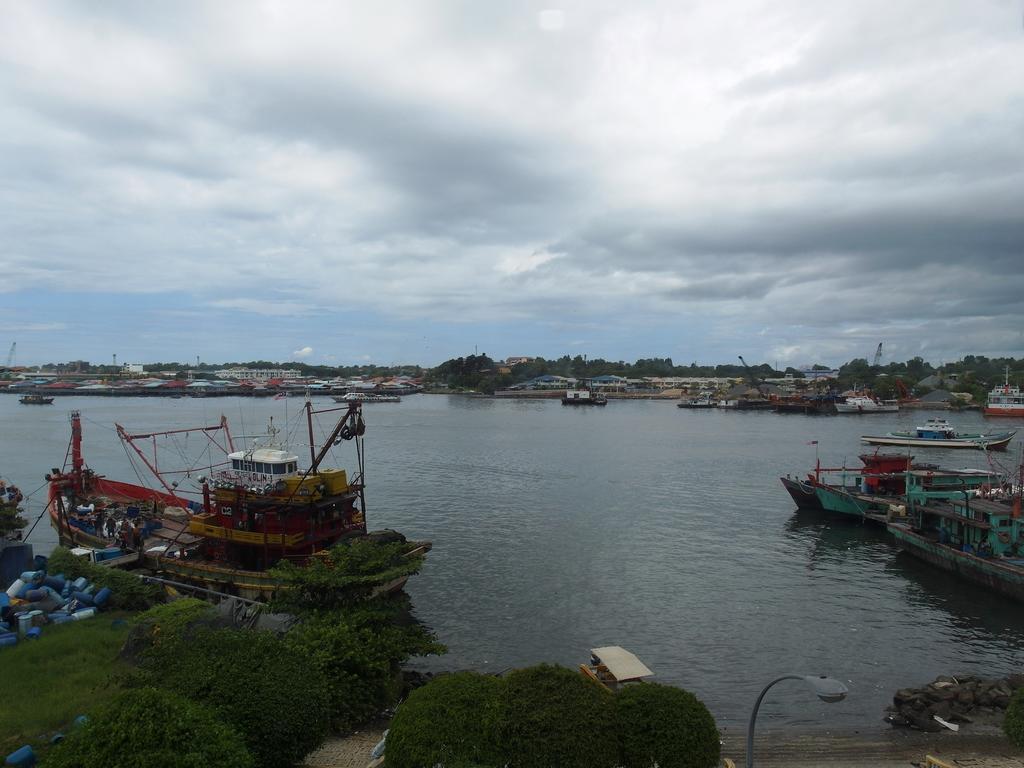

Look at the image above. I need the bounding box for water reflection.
[783,510,894,570]
[885,553,1024,640]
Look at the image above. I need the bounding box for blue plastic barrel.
[0,634,17,648]
[17,614,31,636]
[19,571,43,584]
[5,744,36,766]
[93,587,112,608]
[23,589,46,602]
[72,608,96,621]
[71,577,88,591]
[70,591,94,607]
[43,575,65,591]
[25,627,41,640]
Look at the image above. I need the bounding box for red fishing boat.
[47,402,428,600]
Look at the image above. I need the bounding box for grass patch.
[0,615,132,755]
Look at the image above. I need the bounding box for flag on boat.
[274,393,286,400]
[807,440,818,445]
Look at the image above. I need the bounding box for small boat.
[562,389,607,406]
[19,394,54,405]
[862,419,1016,451]
[985,368,1024,417]
[677,394,718,409]
[579,646,653,690]
[331,392,401,403]
[835,395,899,414]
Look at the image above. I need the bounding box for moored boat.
[985,369,1024,417]
[862,418,1016,451]
[46,405,429,601]
[332,392,401,403]
[835,395,899,414]
[888,487,1024,601]
[782,451,1001,523]
[579,646,653,690]
[677,394,718,409]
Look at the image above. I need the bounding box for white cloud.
[0,1,1022,364]
[292,346,313,359]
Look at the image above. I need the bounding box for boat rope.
[19,479,55,541]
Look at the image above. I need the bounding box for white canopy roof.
[591,646,653,681]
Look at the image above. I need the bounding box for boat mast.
[70,410,84,492]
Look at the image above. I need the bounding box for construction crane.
[737,356,768,396]
[872,342,883,367]
[4,342,14,369]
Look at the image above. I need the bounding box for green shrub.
[282,606,445,731]
[47,546,162,610]
[495,664,618,768]
[387,673,504,768]
[138,627,329,768]
[615,683,720,768]
[1006,688,1024,748]
[269,538,426,611]
[45,687,253,768]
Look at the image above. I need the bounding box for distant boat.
[331,392,401,403]
[677,394,717,409]
[985,368,1024,417]
[562,389,607,406]
[861,418,1016,451]
[835,395,899,414]
[19,394,54,405]
[579,646,653,690]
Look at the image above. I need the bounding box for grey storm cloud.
[1,0,1023,365]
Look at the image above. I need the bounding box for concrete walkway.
[304,726,1023,767]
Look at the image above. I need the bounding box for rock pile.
[886,674,1024,732]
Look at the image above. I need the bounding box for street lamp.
[746,674,848,768]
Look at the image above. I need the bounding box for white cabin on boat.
[224,447,301,487]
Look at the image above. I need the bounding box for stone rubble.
[886,674,1024,732]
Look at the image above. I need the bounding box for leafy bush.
[1006,687,1024,749]
[138,627,329,768]
[615,682,720,768]
[495,664,618,768]
[120,598,216,663]
[270,538,426,611]
[386,672,504,768]
[47,546,162,609]
[45,687,253,768]
[283,604,445,731]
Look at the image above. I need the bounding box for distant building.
[123,363,145,374]
[505,356,535,366]
[215,368,304,382]
[798,368,840,380]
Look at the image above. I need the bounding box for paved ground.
[722,727,1024,767]
[304,725,1024,767]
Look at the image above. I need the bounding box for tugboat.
[985,368,1024,417]
[47,404,429,601]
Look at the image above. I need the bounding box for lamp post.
[745,674,847,768]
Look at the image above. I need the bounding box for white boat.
[862,418,1016,451]
[331,392,401,403]
[836,395,899,414]
[985,368,1024,417]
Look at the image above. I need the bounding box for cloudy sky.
[1,1,1022,368]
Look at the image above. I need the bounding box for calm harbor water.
[3,394,1023,729]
